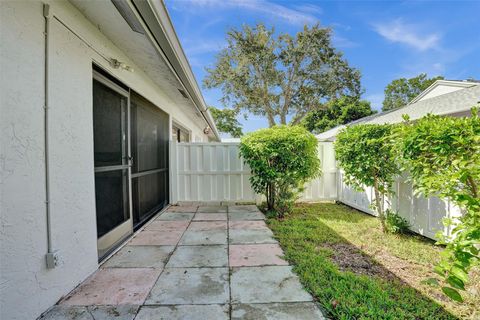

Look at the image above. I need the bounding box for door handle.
[128,156,134,166]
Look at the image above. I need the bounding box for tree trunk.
[280,112,287,125]
[373,179,386,232]
[267,114,276,128]
[266,183,275,210]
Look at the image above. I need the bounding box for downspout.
[43,4,57,269]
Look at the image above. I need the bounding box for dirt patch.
[320,243,401,282]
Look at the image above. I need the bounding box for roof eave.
[130,0,220,141]
[409,80,479,104]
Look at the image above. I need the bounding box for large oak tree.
[204,24,361,127]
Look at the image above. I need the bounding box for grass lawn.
[267,203,479,320]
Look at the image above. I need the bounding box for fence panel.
[171,142,257,203]
[170,141,460,240]
[338,171,462,239]
[171,141,336,203]
[299,142,338,201]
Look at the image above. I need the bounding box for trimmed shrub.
[335,124,400,232]
[239,126,320,217]
[398,108,480,302]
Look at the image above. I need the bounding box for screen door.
[130,92,169,228]
[93,73,132,259]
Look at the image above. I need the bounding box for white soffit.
[69,0,206,128]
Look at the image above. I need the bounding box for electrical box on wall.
[45,250,61,269]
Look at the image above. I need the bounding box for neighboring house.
[315,79,480,239]
[317,79,480,142]
[0,1,219,319]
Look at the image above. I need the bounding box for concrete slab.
[157,212,195,221]
[230,266,313,304]
[197,206,227,213]
[229,244,288,267]
[39,306,93,320]
[88,305,139,320]
[167,245,228,267]
[144,220,189,231]
[193,213,227,221]
[179,230,228,245]
[166,205,198,213]
[145,268,229,305]
[231,302,325,320]
[188,221,227,231]
[229,229,277,244]
[229,220,269,230]
[61,268,161,305]
[136,305,229,320]
[129,230,184,246]
[228,205,261,213]
[102,245,174,269]
[229,212,265,221]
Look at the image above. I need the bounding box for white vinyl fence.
[338,172,462,239]
[170,141,337,204]
[170,141,461,240]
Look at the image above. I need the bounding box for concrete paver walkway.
[40,205,325,320]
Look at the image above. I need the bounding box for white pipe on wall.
[43,3,54,267]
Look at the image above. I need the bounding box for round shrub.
[239,126,321,217]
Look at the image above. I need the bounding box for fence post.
[169,141,178,205]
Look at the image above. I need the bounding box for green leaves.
[204,23,361,126]
[334,124,400,231]
[301,96,376,134]
[240,126,321,217]
[441,287,463,303]
[397,107,480,303]
[382,73,444,111]
[209,106,243,138]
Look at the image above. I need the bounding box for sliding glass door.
[92,69,170,259]
[93,73,132,259]
[130,92,169,228]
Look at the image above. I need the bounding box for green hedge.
[240,125,320,217]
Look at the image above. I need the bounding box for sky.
[165,0,480,135]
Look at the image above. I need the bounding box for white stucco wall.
[0,1,209,319]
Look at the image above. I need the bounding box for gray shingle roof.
[316,84,480,141]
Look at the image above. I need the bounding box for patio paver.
[129,230,184,246]
[102,245,174,269]
[179,229,228,245]
[229,211,266,221]
[197,205,228,213]
[193,212,227,221]
[61,268,161,305]
[188,221,227,230]
[136,305,229,320]
[230,266,313,303]
[166,205,198,213]
[231,302,325,320]
[229,228,277,244]
[156,212,195,221]
[145,267,230,305]
[42,205,325,319]
[229,220,269,230]
[144,220,189,231]
[228,205,261,213]
[229,244,288,267]
[167,245,228,267]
